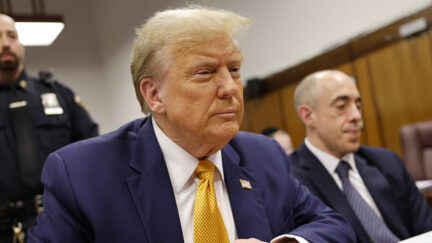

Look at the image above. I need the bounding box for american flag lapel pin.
[239,179,252,190]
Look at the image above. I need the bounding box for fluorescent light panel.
[15,22,64,46]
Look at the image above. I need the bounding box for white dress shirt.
[153,118,308,243]
[304,138,383,217]
[152,118,236,242]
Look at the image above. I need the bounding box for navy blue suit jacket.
[28,117,355,242]
[289,143,432,242]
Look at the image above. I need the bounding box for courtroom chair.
[400,120,432,181]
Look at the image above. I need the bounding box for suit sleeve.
[27,152,92,243]
[284,174,356,242]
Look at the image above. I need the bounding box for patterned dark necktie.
[336,160,399,243]
[8,85,42,188]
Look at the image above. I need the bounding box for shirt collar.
[152,117,225,194]
[304,138,356,174]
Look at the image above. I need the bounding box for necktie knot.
[336,160,351,179]
[195,160,215,181]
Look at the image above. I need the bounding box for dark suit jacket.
[27,117,355,242]
[289,143,432,242]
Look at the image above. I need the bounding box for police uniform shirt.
[0,70,98,201]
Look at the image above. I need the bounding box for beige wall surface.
[10,0,432,133]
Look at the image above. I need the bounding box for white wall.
[93,0,172,133]
[14,0,432,133]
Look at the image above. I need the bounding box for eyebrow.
[188,59,219,73]
[330,95,362,105]
[190,54,243,70]
[231,52,244,62]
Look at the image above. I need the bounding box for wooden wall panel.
[242,91,285,134]
[336,63,353,76]
[365,31,432,156]
[353,57,383,147]
[240,99,252,131]
[280,83,305,149]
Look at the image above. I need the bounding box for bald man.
[288,70,432,242]
[0,14,98,242]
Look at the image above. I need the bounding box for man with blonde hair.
[289,70,432,242]
[28,7,354,243]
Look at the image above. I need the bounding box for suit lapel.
[355,154,410,238]
[297,144,371,242]
[222,144,273,240]
[126,117,184,243]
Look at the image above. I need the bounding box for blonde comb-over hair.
[130,5,251,112]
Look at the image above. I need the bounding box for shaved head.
[0,14,15,24]
[295,69,362,158]
[294,70,354,111]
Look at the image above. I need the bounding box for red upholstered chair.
[400,120,432,181]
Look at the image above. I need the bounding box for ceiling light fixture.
[0,0,65,46]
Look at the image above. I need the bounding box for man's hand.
[234,238,267,243]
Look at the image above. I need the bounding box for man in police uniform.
[0,14,98,242]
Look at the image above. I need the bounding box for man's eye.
[230,66,240,73]
[196,70,211,75]
[336,104,346,110]
[8,34,17,39]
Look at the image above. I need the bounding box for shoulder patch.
[74,94,91,114]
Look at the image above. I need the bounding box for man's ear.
[298,105,316,128]
[140,78,165,114]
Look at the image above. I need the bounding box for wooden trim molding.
[259,4,432,94]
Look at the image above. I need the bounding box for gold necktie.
[193,160,229,243]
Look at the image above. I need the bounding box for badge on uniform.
[41,93,64,115]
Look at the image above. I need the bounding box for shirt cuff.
[271,234,309,243]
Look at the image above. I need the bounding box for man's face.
[0,15,24,72]
[310,73,362,158]
[155,36,244,155]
